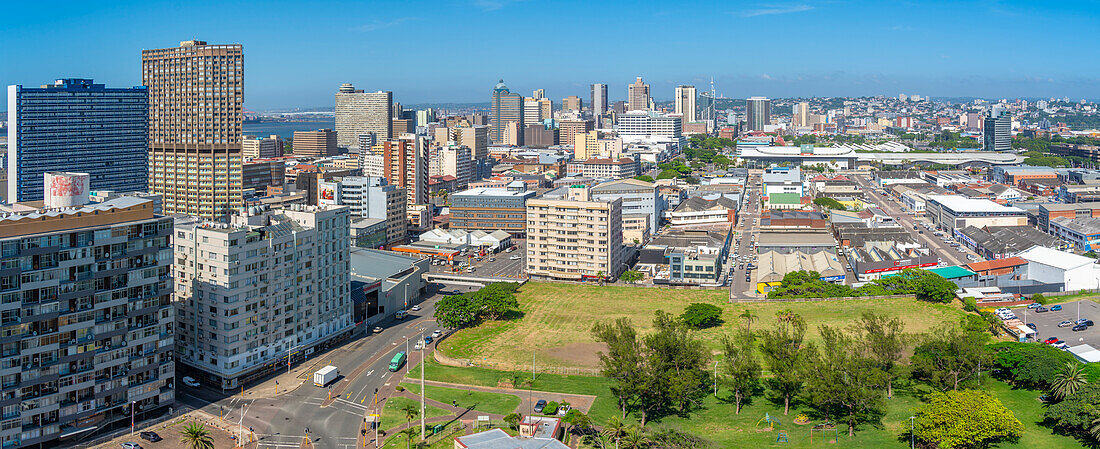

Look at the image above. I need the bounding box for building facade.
[490,80,523,145]
[628,77,651,111]
[526,186,624,280]
[0,193,175,446]
[615,111,682,142]
[174,205,353,389]
[674,85,697,122]
[371,136,428,206]
[7,79,149,202]
[590,83,608,115]
[242,135,283,159]
[746,96,771,131]
[428,145,473,187]
[292,129,337,157]
[562,96,582,112]
[983,110,1011,151]
[559,119,594,149]
[143,40,244,220]
[565,157,640,179]
[335,84,392,149]
[450,184,535,235]
[591,178,664,233]
[320,176,407,245]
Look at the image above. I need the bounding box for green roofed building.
[766,192,804,210]
[885,265,975,281]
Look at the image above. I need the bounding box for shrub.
[1031,293,1049,305]
[963,297,977,312]
[680,303,723,329]
[542,401,559,415]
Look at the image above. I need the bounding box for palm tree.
[179,422,214,449]
[1090,417,1100,442]
[620,425,649,449]
[1051,362,1089,400]
[401,404,419,449]
[739,309,758,335]
[602,417,627,448]
[775,309,795,324]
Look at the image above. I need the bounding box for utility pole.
[420,328,426,440]
[238,403,251,448]
[713,361,719,397]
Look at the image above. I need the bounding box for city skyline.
[3,0,1100,110]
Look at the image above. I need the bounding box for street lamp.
[910,415,915,449]
[713,361,719,397]
[238,403,251,448]
[130,401,136,436]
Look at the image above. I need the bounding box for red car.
[1043,337,1061,345]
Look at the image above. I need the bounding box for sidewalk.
[242,339,356,399]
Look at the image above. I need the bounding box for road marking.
[335,397,371,410]
[366,369,374,377]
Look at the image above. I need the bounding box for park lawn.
[381,421,467,449]
[400,382,522,416]
[438,282,967,370]
[380,396,453,432]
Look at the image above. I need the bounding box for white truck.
[314,365,338,387]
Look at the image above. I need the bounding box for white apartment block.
[526,186,624,281]
[335,84,392,149]
[615,111,682,143]
[319,176,407,245]
[429,145,473,186]
[173,204,353,390]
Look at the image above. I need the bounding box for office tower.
[984,108,1011,151]
[745,96,772,131]
[591,83,609,115]
[415,108,435,128]
[532,89,545,99]
[574,130,624,160]
[242,159,285,193]
[174,204,353,390]
[524,98,544,126]
[143,40,243,220]
[504,121,523,146]
[320,176,407,244]
[616,111,682,141]
[335,83,392,148]
[434,126,489,161]
[392,118,415,136]
[628,77,651,111]
[451,183,535,234]
[490,80,523,144]
[674,85,697,122]
[243,134,283,159]
[292,129,338,157]
[374,135,428,205]
[697,92,715,122]
[793,102,809,127]
[559,119,594,149]
[563,96,583,112]
[524,125,558,148]
[391,102,403,119]
[6,79,148,202]
[526,185,623,281]
[0,182,175,445]
[429,144,474,185]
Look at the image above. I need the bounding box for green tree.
[602,417,628,448]
[911,324,990,391]
[720,329,761,414]
[989,341,1076,388]
[812,197,846,210]
[402,402,419,448]
[758,311,810,414]
[913,271,958,303]
[1051,362,1089,400]
[640,310,709,424]
[592,318,647,419]
[476,282,519,320]
[803,325,886,436]
[634,175,655,182]
[1045,383,1100,437]
[853,312,906,398]
[679,303,723,329]
[738,309,758,334]
[179,422,215,449]
[562,409,593,439]
[619,270,644,284]
[433,294,479,328]
[912,390,1023,449]
[620,425,650,449]
[503,412,521,430]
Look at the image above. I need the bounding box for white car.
[432,330,442,338]
[509,255,521,260]
[410,305,422,312]
[182,376,200,387]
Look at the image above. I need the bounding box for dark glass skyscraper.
[6,79,148,202]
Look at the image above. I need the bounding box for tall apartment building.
[292,129,337,157]
[174,204,353,389]
[0,184,175,446]
[523,97,551,126]
[320,176,407,245]
[674,85,697,122]
[7,78,149,202]
[984,109,1011,151]
[591,83,608,115]
[243,135,283,159]
[562,96,582,112]
[335,84,392,149]
[490,80,523,144]
[429,145,473,186]
[143,40,243,220]
[745,96,771,131]
[628,77,651,111]
[559,119,594,149]
[792,102,809,127]
[574,130,624,160]
[450,183,535,234]
[526,185,624,281]
[241,159,286,194]
[372,136,428,206]
[433,126,489,161]
[415,109,435,128]
[615,111,682,142]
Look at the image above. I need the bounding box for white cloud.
[741,4,813,17]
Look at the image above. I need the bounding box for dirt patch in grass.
[541,342,607,367]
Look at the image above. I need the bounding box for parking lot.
[1009,300,1100,348]
[426,239,527,280]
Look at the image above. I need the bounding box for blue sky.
[2,0,1099,110]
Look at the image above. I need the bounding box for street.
[730,172,761,300]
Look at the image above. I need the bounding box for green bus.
[388,352,407,371]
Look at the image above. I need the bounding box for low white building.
[1017,246,1100,291]
[418,228,512,251]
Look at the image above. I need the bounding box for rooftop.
[1051,216,1100,235]
[1018,246,1098,271]
[454,428,568,449]
[966,257,1027,272]
[927,195,1025,213]
[673,196,739,213]
[756,231,836,247]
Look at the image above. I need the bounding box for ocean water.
[244,119,336,138]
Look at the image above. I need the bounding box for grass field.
[438,282,968,370]
[379,396,452,431]
[415,359,1088,448]
[400,382,522,416]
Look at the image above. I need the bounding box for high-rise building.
[524,97,545,126]
[415,108,436,128]
[526,185,624,281]
[143,40,243,220]
[433,126,489,161]
[792,102,809,127]
[243,134,284,159]
[745,96,772,131]
[490,80,523,144]
[674,85,697,122]
[6,79,148,202]
[335,84,392,149]
[392,118,415,136]
[984,108,1011,151]
[615,111,682,142]
[451,183,535,234]
[559,119,594,149]
[628,77,651,111]
[563,96,583,112]
[429,144,474,186]
[0,184,175,445]
[697,92,716,122]
[293,129,338,157]
[532,89,545,99]
[373,135,428,205]
[174,204,353,390]
[591,83,609,115]
[320,176,407,244]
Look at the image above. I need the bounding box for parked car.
[534,399,547,413]
[1027,303,1042,309]
[1036,306,1049,313]
[120,443,142,449]
[373,326,383,333]
[1072,324,1088,332]
[1026,323,1038,331]
[1078,319,1095,327]
[557,405,571,416]
[1051,305,1063,311]
[410,305,421,312]
[995,308,1011,314]
[140,432,161,442]
[1059,320,1074,328]
[1043,337,1061,344]
[424,336,433,345]
[182,376,200,387]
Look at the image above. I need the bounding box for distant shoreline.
[243,119,335,138]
